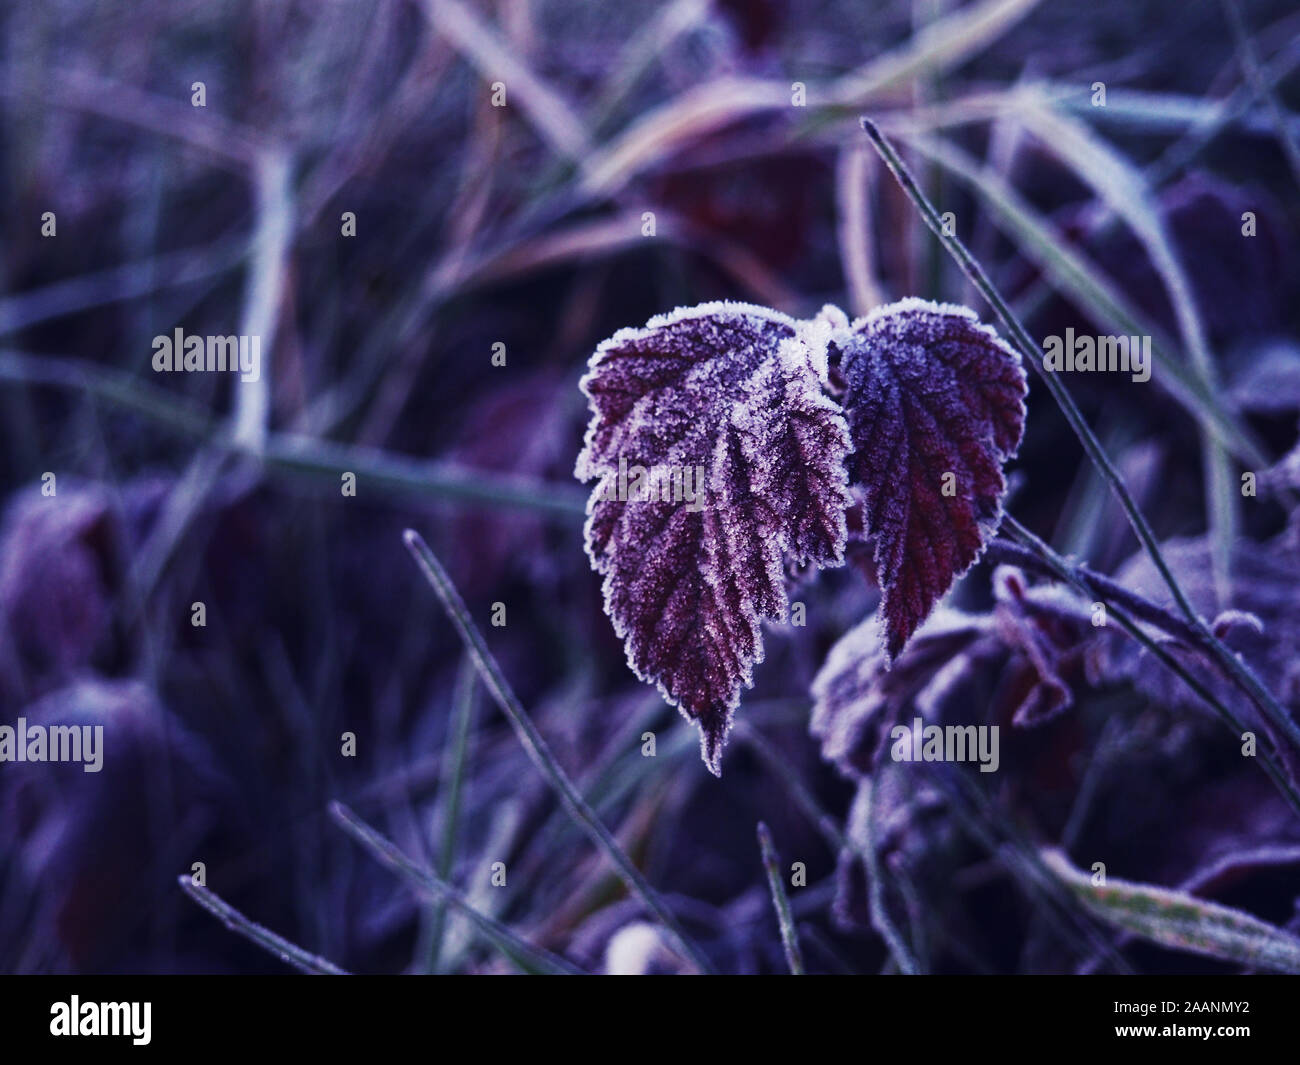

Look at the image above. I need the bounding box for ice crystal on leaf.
[836,298,1027,660]
[576,297,1025,774]
[576,302,852,774]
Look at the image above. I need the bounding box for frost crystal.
[576,301,852,774]
[835,298,1027,660]
[577,296,1025,775]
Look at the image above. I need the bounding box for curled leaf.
[835,298,1027,660]
[576,301,852,773]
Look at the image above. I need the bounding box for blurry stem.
[426,656,478,972]
[329,803,582,975]
[1219,0,1300,191]
[756,822,805,975]
[835,144,886,315]
[0,350,586,519]
[401,530,715,974]
[736,723,847,852]
[178,876,348,975]
[861,118,1300,765]
[586,0,712,138]
[862,779,922,975]
[1149,35,1300,187]
[422,0,589,161]
[128,446,231,607]
[1205,445,1239,609]
[0,236,248,336]
[927,763,1132,972]
[233,148,292,452]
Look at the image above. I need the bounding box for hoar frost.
[576,298,1026,774]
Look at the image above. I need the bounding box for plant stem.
[756,822,805,974]
[402,529,715,974]
[178,875,348,975]
[925,765,1132,972]
[985,538,1200,644]
[425,655,478,972]
[861,117,1300,763]
[861,778,923,974]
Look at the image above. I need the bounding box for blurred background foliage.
[1,0,1299,973]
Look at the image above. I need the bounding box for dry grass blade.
[232,148,292,453]
[422,0,590,161]
[1043,849,1300,973]
[1011,92,1237,601]
[179,876,349,975]
[757,822,805,974]
[580,77,789,199]
[829,0,1043,106]
[836,143,887,314]
[892,130,1268,468]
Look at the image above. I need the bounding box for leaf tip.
[699,711,730,777]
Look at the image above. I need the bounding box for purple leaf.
[836,298,1027,660]
[576,301,852,774]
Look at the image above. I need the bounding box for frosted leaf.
[835,298,1027,661]
[576,301,852,774]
